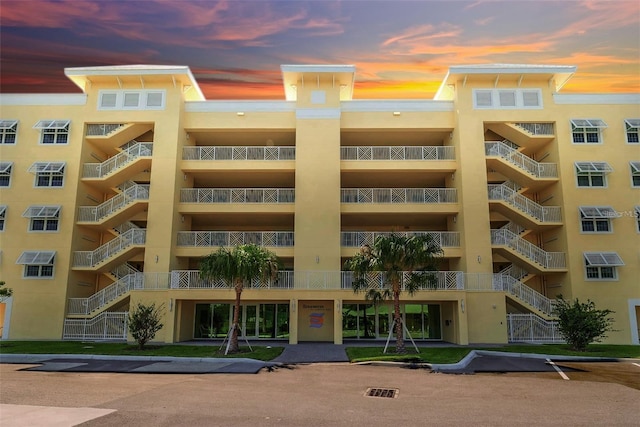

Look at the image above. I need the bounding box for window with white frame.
[473,89,543,109]
[579,206,618,233]
[33,120,70,145]
[0,120,18,144]
[630,162,640,187]
[98,90,166,110]
[625,119,640,143]
[0,162,12,187]
[0,205,6,231]
[583,252,624,280]
[575,162,612,188]
[16,251,56,278]
[571,119,607,144]
[23,205,61,232]
[636,206,640,232]
[28,162,65,187]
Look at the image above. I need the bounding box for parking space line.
[546,358,570,380]
[632,363,640,368]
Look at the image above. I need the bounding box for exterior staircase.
[485,141,558,189]
[493,274,555,318]
[491,228,566,273]
[72,228,146,271]
[82,143,152,189]
[63,311,129,340]
[77,184,149,228]
[67,273,143,316]
[506,313,563,343]
[488,182,562,229]
[85,123,154,150]
[485,123,555,150]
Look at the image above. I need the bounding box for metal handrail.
[341,231,460,248]
[513,123,554,136]
[180,188,295,203]
[507,313,563,343]
[77,184,150,222]
[176,231,294,247]
[485,141,558,178]
[341,146,455,160]
[63,312,129,341]
[488,184,562,223]
[182,146,295,160]
[83,143,152,178]
[73,229,146,267]
[341,188,457,203]
[85,124,125,136]
[491,229,566,269]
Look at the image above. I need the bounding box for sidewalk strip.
[546,358,569,380]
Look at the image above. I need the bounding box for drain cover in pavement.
[365,388,398,398]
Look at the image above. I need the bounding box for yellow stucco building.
[0,63,638,345]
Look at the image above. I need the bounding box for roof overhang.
[281,64,356,101]
[64,65,205,101]
[435,64,577,98]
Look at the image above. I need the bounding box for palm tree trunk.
[230,280,242,353]
[393,283,405,354]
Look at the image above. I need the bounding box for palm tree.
[344,233,443,353]
[199,244,280,353]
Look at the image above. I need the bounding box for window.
[33,120,70,145]
[0,120,18,144]
[28,162,65,187]
[473,89,542,109]
[630,162,640,187]
[584,252,624,280]
[636,206,640,233]
[575,162,612,188]
[625,119,640,143]
[98,90,165,110]
[579,206,618,233]
[571,119,607,144]
[0,205,6,231]
[0,162,12,187]
[16,251,56,278]
[23,205,61,232]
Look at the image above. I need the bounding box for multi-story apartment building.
[0,63,638,345]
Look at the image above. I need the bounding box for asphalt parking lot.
[1,360,639,427]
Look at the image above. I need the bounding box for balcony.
[341,188,458,215]
[175,231,294,258]
[179,188,295,215]
[341,231,461,258]
[182,146,296,175]
[341,146,455,173]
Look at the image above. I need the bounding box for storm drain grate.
[365,387,399,398]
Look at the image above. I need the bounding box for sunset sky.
[1,0,638,99]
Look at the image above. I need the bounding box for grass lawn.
[346,344,640,364]
[0,341,283,361]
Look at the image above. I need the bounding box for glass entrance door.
[242,305,258,338]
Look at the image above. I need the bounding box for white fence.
[63,312,128,341]
[180,188,294,204]
[341,188,457,204]
[341,146,455,161]
[176,231,294,247]
[73,229,146,268]
[507,313,563,343]
[171,270,295,289]
[183,146,295,160]
[341,231,460,248]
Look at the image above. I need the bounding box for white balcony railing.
[176,231,294,247]
[180,188,294,204]
[83,142,153,178]
[341,146,455,161]
[169,270,464,291]
[68,272,170,315]
[491,229,566,269]
[63,312,128,341]
[85,124,125,136]
[77,184,150,223]
[507,313,563,343]
[513,123,555,136]
[341,188,457,204]
[183,146,295,161]
[488,184,562,223]
[73,229,146,268]
[485,141,558,178]
[341,231,460,248]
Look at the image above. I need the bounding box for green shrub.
[128,303,164,350]
[554,296,614,352]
